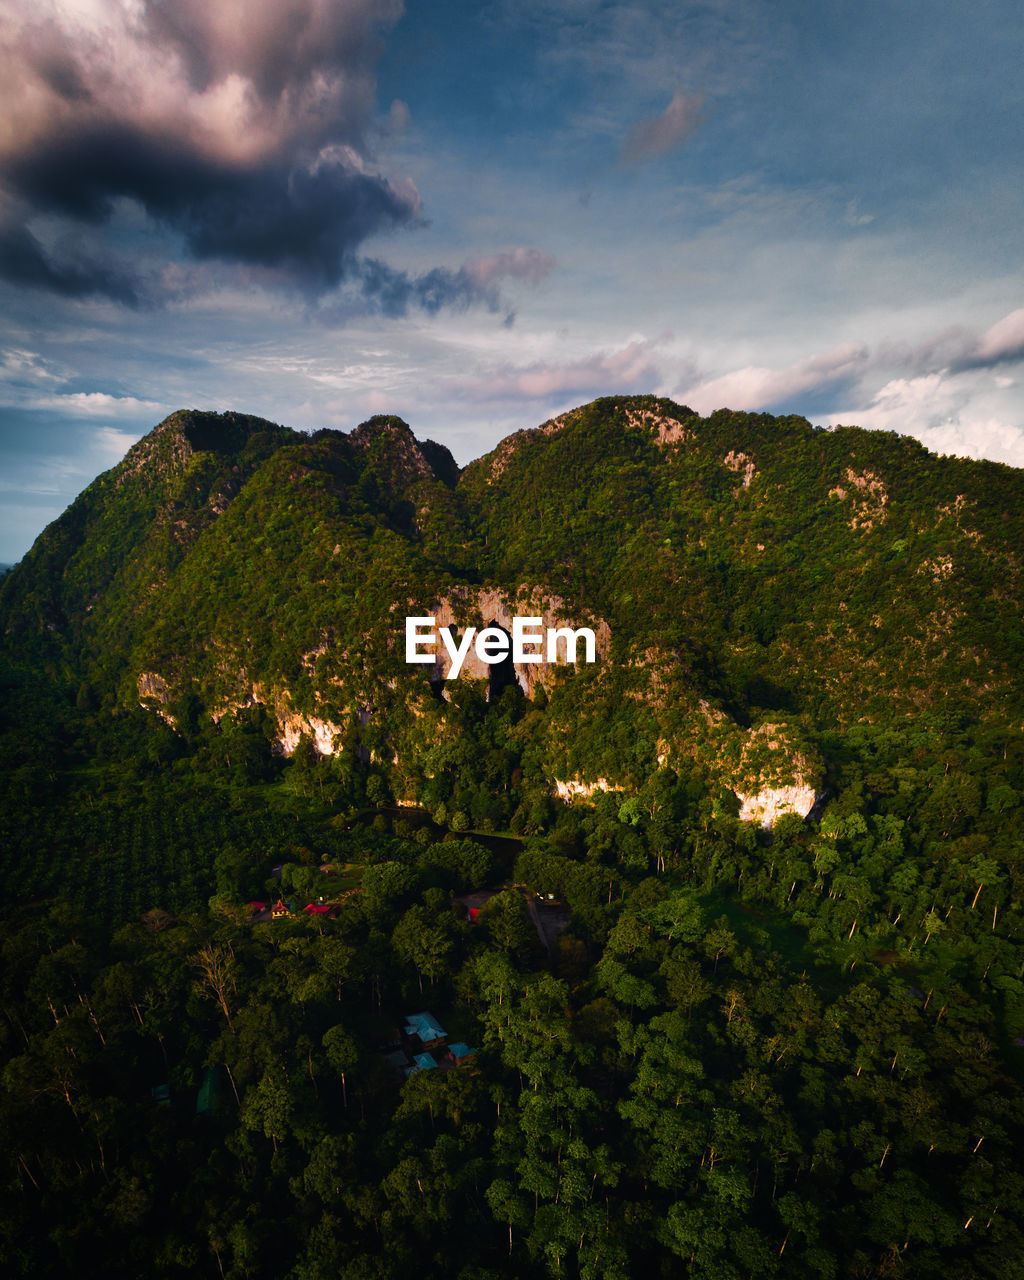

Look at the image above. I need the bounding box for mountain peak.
[349,414,458,488]
[116,410,294,489]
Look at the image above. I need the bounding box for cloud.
[463,248,556,290]
[0,347,62,384]
[93,424,145,462]
[869,309,1024,378]
[619,90,705,166]
[312,246,555,321]
[1,0,400,165]
[964,308,1024,369]
[0,220,142,304]
[680,343,869,415]
[24,392,169,419]
[844,201,874,227]
[852,372,963,424]
[385,99,412,133]
[827,372,1024,468]
[0,0,542,312]
[462,336,674,403]
[0,0,418,297]
[677,307,1024,422]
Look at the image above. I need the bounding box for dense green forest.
[2,399,1024,1277]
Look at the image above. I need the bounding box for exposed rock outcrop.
[137,671,176,726]
[276,711,343,757]
[625,405,690,446]
[829,467,888,530]
[736,783,818,828]
[729,722,822,828]
[416,587,611,696]
[116,410,289,489]
[553,777,616,802]
[484,410,580,482]
[724,450,757,490]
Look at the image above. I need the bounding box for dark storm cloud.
[356,259,487,317]
[0,1,446,303]
[0,222,141,305]
[354,248,555,318]
[5,127,422,291]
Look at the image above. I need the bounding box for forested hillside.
[2,398,1023,1278]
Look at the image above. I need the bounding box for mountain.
[4,398,1024,1279]
[3,396,1022,823]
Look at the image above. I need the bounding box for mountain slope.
[2,396,1022,818]
[462,396,1024,721]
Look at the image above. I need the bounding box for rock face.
[829,467,889,530]
[419,587,611,697]
[729,722,822,828]
[624,405,691,446]
[137,671,175,725]
[723,450,757,490]
[226,684,348,758]
[142,669,348,757]
[276,711,342,757]
[554,777,616,802]
[137,671,170,703]
[736,784,818,828]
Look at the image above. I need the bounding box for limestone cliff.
[415,587,611,697]
[729,723,822,828]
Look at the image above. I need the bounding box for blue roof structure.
[448,1042,474,1061]
[404,1011,446,1040]
[404,1052,439,1076]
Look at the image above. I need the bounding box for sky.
[1,0,1022,562]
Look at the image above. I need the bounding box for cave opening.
[485,621,521,702]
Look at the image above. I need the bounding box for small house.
[404,1011,446,1044]
[447,1042,474,1065]
[271,899,290,919]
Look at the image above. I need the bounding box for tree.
[194,942,237,1030]
[322,1025,358,1108]
[392,906,456,992]
[478,890,540,962]
[241,1061,297,1151]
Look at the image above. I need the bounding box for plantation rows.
[0,777,317,924]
